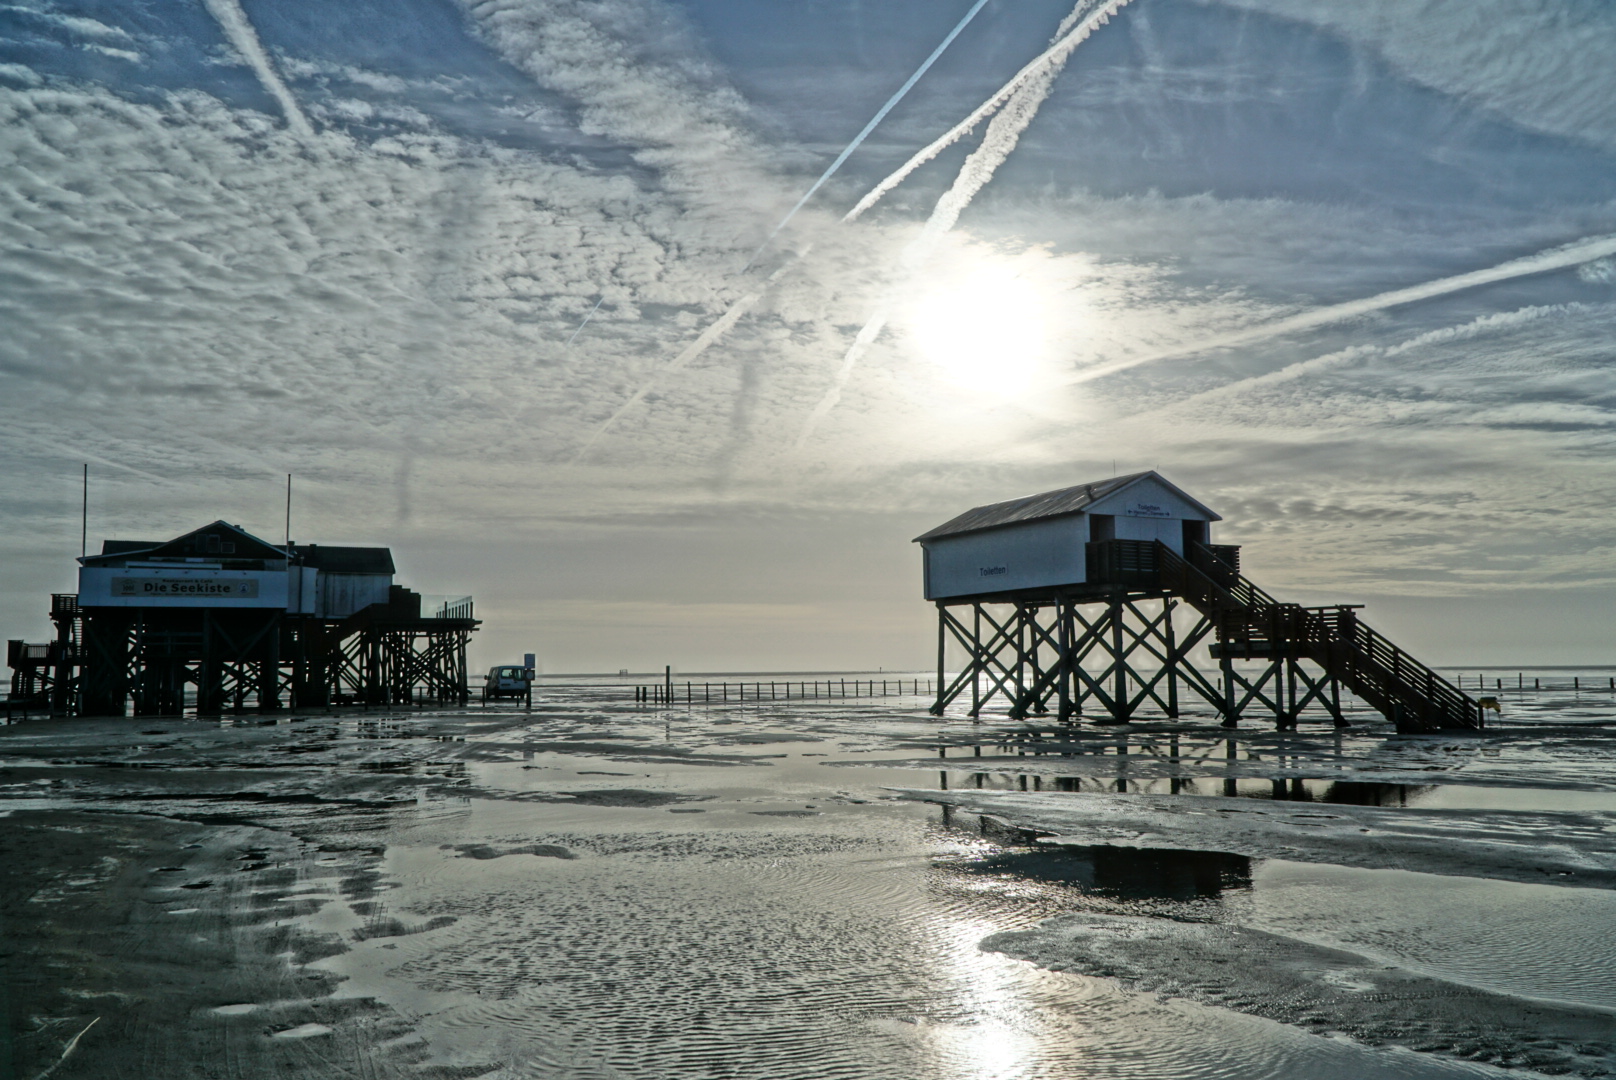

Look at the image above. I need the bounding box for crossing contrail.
[795,1,1096,448]
[741,0,992,272]
[571,255,805,464]
[201,0,312,136]
[844,0,1132,222]
[576,0,994,448]
[1068,232,1616,385]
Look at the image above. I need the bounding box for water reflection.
[939,770,1434,808]
[1318,781,1424,806]
[950,843,1253,901]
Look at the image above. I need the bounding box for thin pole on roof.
[284,474,292,551]
[80,464,87,559]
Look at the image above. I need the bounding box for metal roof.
[913,471,1219,543]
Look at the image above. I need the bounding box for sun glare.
[906,265,1050,397]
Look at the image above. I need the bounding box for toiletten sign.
[112,577,259,598]
[1124,500,1173,518]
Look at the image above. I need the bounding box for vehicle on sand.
[483,665,534,705]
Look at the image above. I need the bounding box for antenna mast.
[284,474,292,550]
[80,464,87,559]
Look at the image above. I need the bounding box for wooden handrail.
[1149,540,1477,730]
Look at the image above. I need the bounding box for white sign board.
[79,566,287,608]
[113,577,259,599]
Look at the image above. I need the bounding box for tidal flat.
[2,683,1614,1079]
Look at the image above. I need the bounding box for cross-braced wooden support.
[331,623,472,706]
[1213,642,1348,731]
[69,604,475,717]
[931,591,1349,729]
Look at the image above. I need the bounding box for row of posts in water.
[629,671,1613,705]
[1456,674,1615,692]
[634,678,934,705]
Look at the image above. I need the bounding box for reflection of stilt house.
[916,472,1480,732]
[8,521,477,717]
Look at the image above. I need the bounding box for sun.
[905,264,1049,397]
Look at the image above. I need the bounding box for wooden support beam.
[927,584,1354,729]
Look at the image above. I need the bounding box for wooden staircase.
[1149,540,1482,732]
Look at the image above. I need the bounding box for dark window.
[1090,514,1115,542]
[1182,520,1208,548]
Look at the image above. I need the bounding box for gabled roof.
[913,471,1220,543]
[147,520,285,561]
[81,520,286,565]
[79,524,396,573]
[290,544,394,575]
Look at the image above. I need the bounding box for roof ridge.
[913,471,1217,543]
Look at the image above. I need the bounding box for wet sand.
[3,687,1614,1078]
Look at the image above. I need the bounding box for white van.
[483,665,534,704]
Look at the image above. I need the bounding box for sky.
[1,0,1613,672]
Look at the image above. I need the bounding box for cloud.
[0,62,43,86]
[81,43,140,62]
[0,73,888,525]
[278,57,414,96]
[1580,257,1616,284]
[1074,300,1616,594]
[1198,0,1616,150]
[462,0,783,217]
[1,7,132,41]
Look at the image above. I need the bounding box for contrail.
[571,256,805,464]
[1157,303,1584,417]
[566,295,605,346]
[573,0,1103,456]
[740,0,992,271]
[563,0,993,443]
[1069,232,1616,385]
[844,0,1132,222]
[201,0,313,136]
[795,1,1094,448]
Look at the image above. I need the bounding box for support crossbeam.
[930,586,1354,730]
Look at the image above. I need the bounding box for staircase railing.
[1135,540,1478,731]
[1343,616,1476,728]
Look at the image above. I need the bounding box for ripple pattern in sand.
[365,829,1512,1080]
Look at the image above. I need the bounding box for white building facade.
[915,472,1221,602]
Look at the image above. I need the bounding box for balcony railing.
[427,595,474,621]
